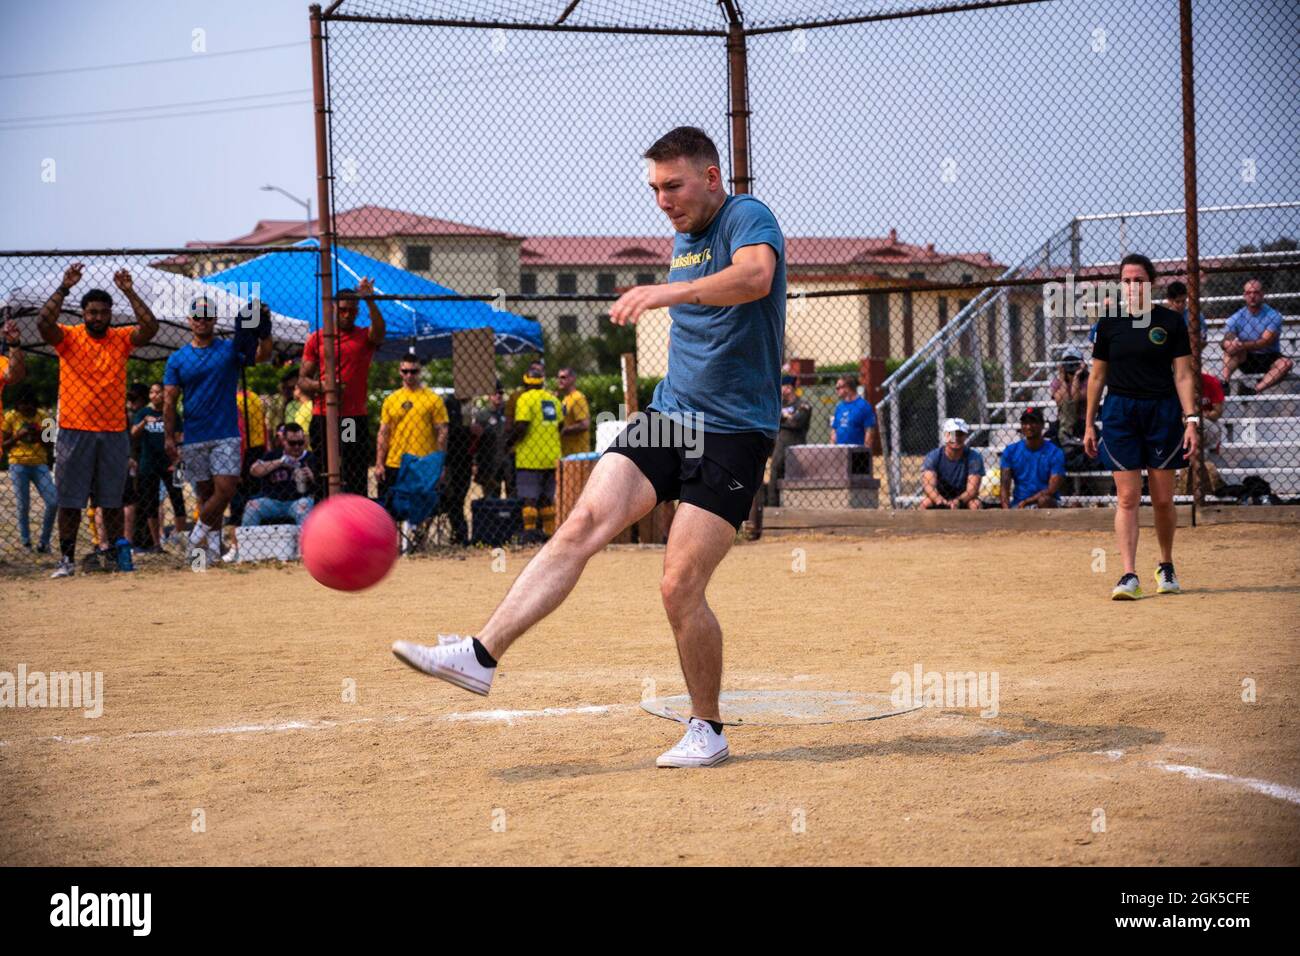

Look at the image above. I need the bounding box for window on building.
[938,297,949,327]
[557,273,577,295]
[558,315,579,335]
[635,273,655,286]
[406,245,431,272]
[520,273,537,295]
[597,273,616,295]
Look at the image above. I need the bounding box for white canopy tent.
[2,261,308,361]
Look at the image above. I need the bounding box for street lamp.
[260,184,313,237]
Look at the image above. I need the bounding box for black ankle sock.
[60,538,76,561]
[1158,561,1174,572]
[471,637,497,668]
[693,717,724,736]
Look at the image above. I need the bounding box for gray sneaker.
[50,558,75,579]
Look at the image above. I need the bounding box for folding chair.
[384,450,445,554]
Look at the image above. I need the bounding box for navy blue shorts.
[1098,394,1187,472]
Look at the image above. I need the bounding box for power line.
[0,40,308,81]
[0,89,311,126]
[0,99,312,133]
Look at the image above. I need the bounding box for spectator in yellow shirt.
[510,361,562,542]
[556,367,591,457]
[374,355,449,501]
[3,387,55,552]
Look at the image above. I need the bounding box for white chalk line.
[0,704,625,747]
[1159,763,1300,806]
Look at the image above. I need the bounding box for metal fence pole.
[310,4,341,497]
[1180,0,1204,526]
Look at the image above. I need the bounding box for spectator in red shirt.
[298,277,385,496]
[1198,372,1225,456]
[1182,372,1226,497]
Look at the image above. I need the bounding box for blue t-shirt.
[831,396,876,445]
[923,445,985,498]
[163,336,255,444]
[1225,304,1284,352]
[1000,439,1066,505]
[650,194,786,437]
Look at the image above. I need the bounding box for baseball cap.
[941,417,970,436]
[1020,407,1045,424]
[1061,346,1084,362]
[781,374,797,386]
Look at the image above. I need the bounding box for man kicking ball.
[392,126,786,767]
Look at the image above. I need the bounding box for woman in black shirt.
[1083,253,1199,600]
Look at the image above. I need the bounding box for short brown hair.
[1119,253,1156,283]
[644,126,721,171]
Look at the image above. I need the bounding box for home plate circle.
[640,689,922,726]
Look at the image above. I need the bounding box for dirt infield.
[2,524,1297,866]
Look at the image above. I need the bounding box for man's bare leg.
[659,503,739,724]
[477,453,657,661]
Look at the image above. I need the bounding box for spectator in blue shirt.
[829,374,877,447]
[1000,407,1065,509]
[163,297,272,564]
[1222,279,1292,392]
[920,417,985,509]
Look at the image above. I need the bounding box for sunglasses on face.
[285,440,305,447]
[400,368,420,375]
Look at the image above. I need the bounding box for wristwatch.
[1182,415,1200,424]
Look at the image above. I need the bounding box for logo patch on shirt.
[1148,327,1168,345]
[670,248,713,270]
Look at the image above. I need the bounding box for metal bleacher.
[879,201,1300,507]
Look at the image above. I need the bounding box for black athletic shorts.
[605,408,774,530]
[1240,350,1283,375]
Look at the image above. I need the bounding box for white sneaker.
[391,635,495,696]
[50,558,75,579]
[656,717,730,768]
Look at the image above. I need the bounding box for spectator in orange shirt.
[298,278,386,496]
[37,263,158,578]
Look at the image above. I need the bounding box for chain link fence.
[1,0,1297,576]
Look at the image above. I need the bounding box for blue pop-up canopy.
[201,238,543,360]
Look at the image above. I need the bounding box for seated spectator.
[2,387,56,552]
[242,423,316,527]
[1180,372,1227,497]
[1222,279,1292,392]
[920,418,984,509]
[1164,280,1208,343]
[829,374,877,447]
[1048,347,1099,472]
[1000,407,1065,509]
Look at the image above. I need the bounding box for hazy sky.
[2,0,1296,272]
